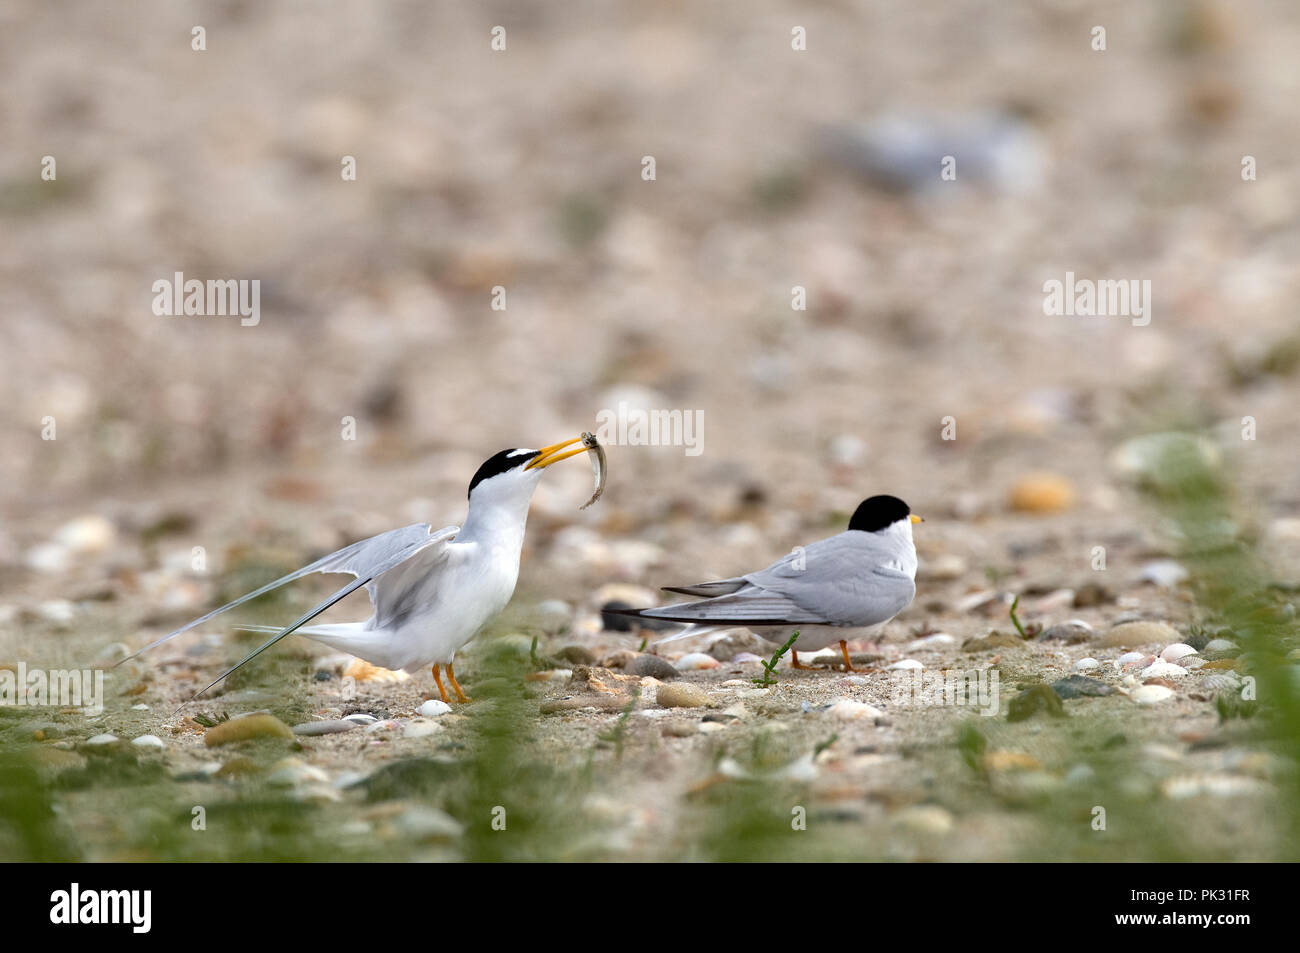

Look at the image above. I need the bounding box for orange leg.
[839,640,857,673]
[431,664,449,704]
[445,661,470,703]
[790,649,816,670]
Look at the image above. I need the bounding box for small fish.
[579,431,606,510]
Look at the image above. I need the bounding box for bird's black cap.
[848,495,911,533]
[468,449,540,497]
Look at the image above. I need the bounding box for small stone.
[130,703,150,711]
[416,700,452,718]
[626,655,680,680]
[1138,560,1189,588]
[1051,675,1115,699]
[1202,659,1240,671]
[1039,620,1094,644]
[661,721,697,738]
[292,719,358,736]
[1161,773,1271,799]
[1008,684,1065,721]
[1102,621,1181,648]
[343,713,378,726]
[962,631,1022,652]
[673,652,719,671]
[1203,638,1238,655]
[827,700,883,722]
[887,658,924,670]
[731,652,763,663]
[1160,643,1199,663]
[906,633,957,652]
[85,733,120,746]
[203,713,294,746]
[393,806,464,841]
[894,805,954,835]
[1008,473,1076,514]
[540,695,630,714]
[1132,684,1176,705]
[984,751,1042,772]
[919,554,967,581]
[53,514,117,554]
[1073,657,1100,673]
[1072,583,1113,608]
[267,757,329,787]
[655,683,712,708]
[130,734,165,749]
[402,719,443,738]
[557,645,597,665]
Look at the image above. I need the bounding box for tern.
[120,437,596,704]
[609,495,921,672]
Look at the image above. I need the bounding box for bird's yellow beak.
[911,514,924,524]
[525,435,588,470]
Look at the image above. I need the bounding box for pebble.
[533,599,573,633]
[1160,643,1199,663]
[906,633,957,652]
[1051,675,1115,699]
[393,806,464,841]
[204,713,294,746]
[1131,684,1176,705]
[1008,472,1076,514]
[1039,620,1094,644]
[919,554,967,581]
[1139,560,1189,588]
[1064,764,1096,786]
[655,683,712,708]
[827,700,883,722]
[1203,638,1239,654]
[887,659,923,671]
[131,734,165,749]
[1073,657,1100,673]
[292,719,358,736]
[267,757,329,787]
[893,805,954,835]
[1139,660,1188,680]
[1161,774,1271,799]
[731,652,763,664]
[416,700,452,718]
[53,514,117,554]
[984,751,1042,772]
[343,713,379,726]
[130,703,150,711]
[85,733,120,746]
[557,645,597,666]
[962,631,1022,652]
[673,652,719,671]
[1008,684,1065,721]
[402,719,443,738]
[626,655,680,680]
[1102,621,1181,648]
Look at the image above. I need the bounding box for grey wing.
[182,525,459,702]
[122,522,455,665]
[743,532,915,626]
[639,531,914,627]
[660,578,748,598]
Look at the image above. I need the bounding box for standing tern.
[609,495,921,672]
[120,436,599,704]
